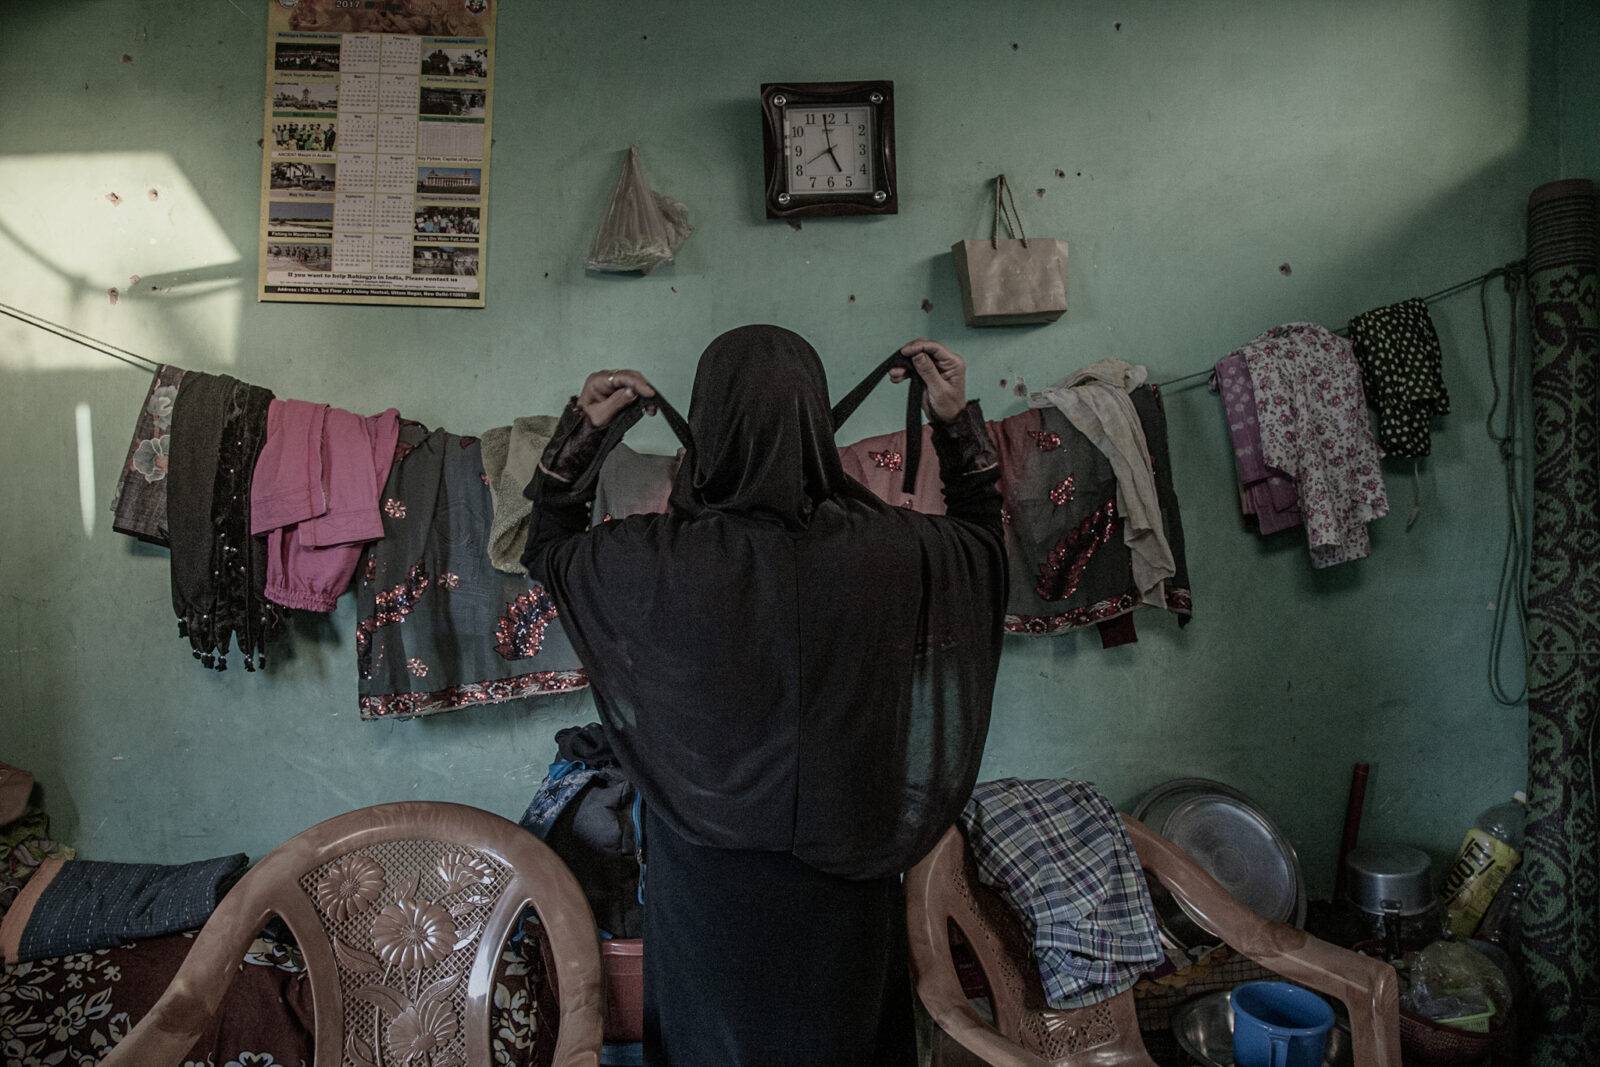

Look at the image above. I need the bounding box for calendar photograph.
[266,200,334,237]
[420,86,487,118]
[414,205,480,241]
[257,1,495,306]
[266,241,333,273]
[269,161,337,193]
[412,245,479,276]
[422,43,488,78]
[273,40,340,72]
[272,81,339,113]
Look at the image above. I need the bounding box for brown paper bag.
[951,174,1068,326]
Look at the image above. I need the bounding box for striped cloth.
[2,854,247,963]
[959,779,1162,1009]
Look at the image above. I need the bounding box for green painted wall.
[1554,0,1600,178]
[0,1,1557,896]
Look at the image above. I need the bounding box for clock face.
[783,106,874,196]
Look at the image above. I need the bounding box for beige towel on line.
[479,415,561,574]
[1029,360,1176,609]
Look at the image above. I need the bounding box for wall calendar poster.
[257,0,495,307]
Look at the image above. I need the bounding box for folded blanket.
[0,853,248,963]
[959,778,1162,1009]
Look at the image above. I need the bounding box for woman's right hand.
[579,369,657,427]
[891,339,968,422]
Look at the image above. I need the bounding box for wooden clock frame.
[761,81,898,219]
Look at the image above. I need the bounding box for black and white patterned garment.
[1348,297,1450,458]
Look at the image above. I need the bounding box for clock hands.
[822,119,846,172]
[803,119,845,172]
[803,144,845,171]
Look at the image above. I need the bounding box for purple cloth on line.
[1213,354,1301,535]
[252,400,401,612]
[251,400,328,534]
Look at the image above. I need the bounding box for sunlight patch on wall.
[75,402,96,537]
[0,152,242,371]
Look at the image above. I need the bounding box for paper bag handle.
[991,174,1028,249]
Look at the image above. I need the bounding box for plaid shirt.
[960,778,1163,1009]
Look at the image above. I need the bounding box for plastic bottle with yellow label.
[1439,791,1527,939]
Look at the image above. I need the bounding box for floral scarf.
[110,365,184,545]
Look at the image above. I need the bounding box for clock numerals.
[783,105,873,195]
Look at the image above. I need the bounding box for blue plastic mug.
[1231,980,1334,1067]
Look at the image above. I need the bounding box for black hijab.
[667,324,876,525]
[541,325,1006,878]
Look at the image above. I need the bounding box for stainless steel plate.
[1133,777,1255,825]
[1131,777,1307,947]
[1164,795,1300,928]
[1172,990,1352,1067]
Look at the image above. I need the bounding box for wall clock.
[761,81,897,219]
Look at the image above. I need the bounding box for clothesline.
[0,300,162,374]
[1152,262,1524,389]
[3,260,1523,388]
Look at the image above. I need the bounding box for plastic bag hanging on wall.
[585,145,693,274]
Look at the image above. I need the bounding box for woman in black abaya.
[524,327,1006,1066]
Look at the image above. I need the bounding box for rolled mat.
[1523,177,1600,1065]
[0,853,248,963]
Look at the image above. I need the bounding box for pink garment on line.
[251,401,326,533]
[251,400,401,612]
[1212,353,1302,535]
[837,418,1141,648]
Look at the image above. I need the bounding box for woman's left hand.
[579,369,657,427]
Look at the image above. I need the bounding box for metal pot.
[1345,844,1441,956]
[1345,844,1433,917]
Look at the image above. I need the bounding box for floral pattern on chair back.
[298,839,510,1066]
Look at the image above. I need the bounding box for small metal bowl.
[1172,990,1352,1066]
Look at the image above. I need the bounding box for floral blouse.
[1237,323,1389,567]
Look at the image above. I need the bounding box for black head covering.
[668,325,874,526]
[541,325,1005,878]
